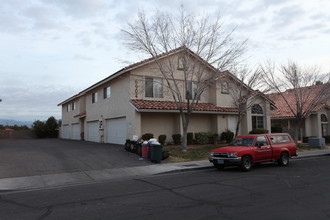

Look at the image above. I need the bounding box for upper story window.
[221,81,229,94]
[103,87,111,99]
[92,92,98,103]
[252,104,263,114]
[186,81,200,100]
[177,56,187,71]
[72,102,77,111]
[321,114,328,122]
[252,104,264,130]
[67,104,71,112]
[145,78,163,98]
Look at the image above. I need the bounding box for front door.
[254,136,272,162]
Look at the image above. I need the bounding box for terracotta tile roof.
[267,84,329,118]
[130,99,238,113]
[74,112,86,118]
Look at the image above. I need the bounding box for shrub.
[195,132,209,145]
[33,120,47,138]
[271,126,282,133]
[187,132,193,145]
[221,130,234,143]
[158,135,167,145]
[46,116,59,138]
[172,134,182,145]
[249,128,269,134]
[142,133,154,141]
[208,132,219,143]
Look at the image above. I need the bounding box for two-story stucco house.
[58,47,274,144]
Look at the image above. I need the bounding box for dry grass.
[162,144,224,163]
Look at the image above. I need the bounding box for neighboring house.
[58,47,273,144]
[268,84,330,139]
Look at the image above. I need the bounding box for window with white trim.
[92,92,98,103]
[251,104,264,130]
[186,81,200,100]
[145,78,163,98]
[103,87,111,99]
[72,102,77,111]
[321,114,328,137]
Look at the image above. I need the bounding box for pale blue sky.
[1,0,329,121]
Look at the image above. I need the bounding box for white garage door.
[62,125,70,139]
[106,117,126,145]
[72,123,80,140]
[87,121,99,142]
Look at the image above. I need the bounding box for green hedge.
[158,135,166,145]
[142,133,154,141]
[187,132,193,145]
[172,134,182,144]
[220,130,234,143]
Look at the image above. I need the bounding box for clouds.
[0,0,329,121]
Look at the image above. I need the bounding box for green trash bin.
[150,144,163,163]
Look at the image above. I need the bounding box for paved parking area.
[0,139,149,179]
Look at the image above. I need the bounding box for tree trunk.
[235,115,241,137]
[181,124,188,152]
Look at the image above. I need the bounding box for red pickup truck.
[209,133,297,171]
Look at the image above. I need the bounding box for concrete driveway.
[0,139,149,179]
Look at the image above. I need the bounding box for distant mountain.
[0,119,33,127]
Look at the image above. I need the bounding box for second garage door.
[72,123,80,140]
[87,121,99,142]
[106,117,126,145]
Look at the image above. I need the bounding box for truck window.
[230,138,254,146]
[255,136,268,146]
[270,135,291,144]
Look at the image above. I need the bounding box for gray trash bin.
[150,144,163,163]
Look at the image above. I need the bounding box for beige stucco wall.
[84,73,132,141]
[140,112,180,140]
[129,54,214,104]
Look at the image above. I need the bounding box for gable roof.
[240,90,276,109]
[130,99,238,113]
[268,84,329,118]
[58,46,208,106]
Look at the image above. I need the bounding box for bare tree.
[122,6,247,151]
[227,65,266,136]
[260,60,330,142]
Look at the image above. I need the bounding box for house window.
[177,56,187,70]
[186,81,200,100]
[321,114,328,137]
[252,104,263,114]
[103,87,111,99]
[252,104,264,130]
[145,78,163,98]
[221,81,229,94]
[67,104,71,112]
[72,102,77,111]
[92,92,98,103]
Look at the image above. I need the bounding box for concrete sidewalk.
[0,149,329,192]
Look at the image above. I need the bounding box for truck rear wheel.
[240,155,252,171]
[278,152,289,166]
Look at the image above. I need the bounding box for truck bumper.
[209,157,242,165]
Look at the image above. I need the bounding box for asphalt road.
[1,156,330,220]
[0,139,149,178]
